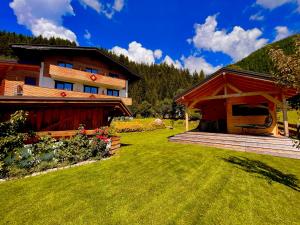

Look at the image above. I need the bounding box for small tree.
[269,36,300,148]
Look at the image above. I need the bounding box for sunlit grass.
[0,126,300,225]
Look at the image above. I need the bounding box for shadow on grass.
[223,156,300,191]
[120,143,132,147]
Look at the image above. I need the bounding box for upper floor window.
[108,73,120,78]
[85,68,98,74]
[24,77,37,86]
[84,85,98,94]
[55,80,73,91]
[58,61,73,68]
[107,89,119,97]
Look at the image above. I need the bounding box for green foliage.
[0,111,29,177]
[0,112,112,178]
[0,30,76,59]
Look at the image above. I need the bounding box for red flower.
[80,128,86,135]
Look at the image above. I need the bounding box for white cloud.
[256,0,300,12]
[189,14,268,62]
[154,49,163,59]
[274,26,291,41]
[256,0,292,9]
[163,55,183,69]
[79,0,125,18]
[78,0,101,13]
[113,0,124,11]
[111,41,163,65]
[84,29,91,40]
[249,12,264,21]
[9,0,77,43]
[182,55,222,75]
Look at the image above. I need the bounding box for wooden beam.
[189,91,279,108]
[185,109,189,131]
[227,83,242,93]
[261,93,283,107]
[224,84,228,96]
[212,85,224,96]
[282,95,289,137]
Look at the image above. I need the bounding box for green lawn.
[278,110,299,124]
[1,127,300,225]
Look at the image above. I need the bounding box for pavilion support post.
[185,108,189,132]
[282,95,289,137]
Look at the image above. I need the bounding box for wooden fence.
[277,121,300,137]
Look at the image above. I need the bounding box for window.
[24,77,37,86]
[55,81,73,91]
[85,68,98,74]
[232,103,269,116]
[108,73,119,78]
[107,89,119,97]
[84,85,98,94]
[58,61,73,68]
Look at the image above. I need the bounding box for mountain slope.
[229,34,299,74]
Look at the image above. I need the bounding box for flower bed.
[0,111,115,179]
[112,118,166,133]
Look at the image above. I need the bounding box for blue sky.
[0,0,299,74]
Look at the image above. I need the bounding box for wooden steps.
[169,132,300,159]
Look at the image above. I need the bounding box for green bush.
[0,112,113,179]
[0,111,29,177]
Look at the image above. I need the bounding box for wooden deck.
[169,131,300,159]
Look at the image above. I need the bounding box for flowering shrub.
[0,112,115,179]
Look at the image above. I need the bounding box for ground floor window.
[107,89,119,97]
[55,81,73,91]
[84,85,98,94]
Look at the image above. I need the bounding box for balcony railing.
[49,65,126,89]
[1,80,132,105]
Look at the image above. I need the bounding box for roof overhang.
[175,67,298,106]
[0,96,132,117]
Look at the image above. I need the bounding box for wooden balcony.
[49,64,126,89]
[0,80,132,105]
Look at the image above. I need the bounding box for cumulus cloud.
[163,55,221,75]
[9,0,77,42]
[249,12,264,21]
[111,41,163,65]
[84,29,91,40]
[188,14,268,62]
[274,26,291,41]
[79,0,125,18]
[163,55,183,69]
[182,55,222,75]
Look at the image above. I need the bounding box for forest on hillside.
[1,31,298,117]
[0,31,205,118]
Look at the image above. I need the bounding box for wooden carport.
[175,68,298,136]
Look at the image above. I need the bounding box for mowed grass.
[1,127,300,225]
[278,110,299,124]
